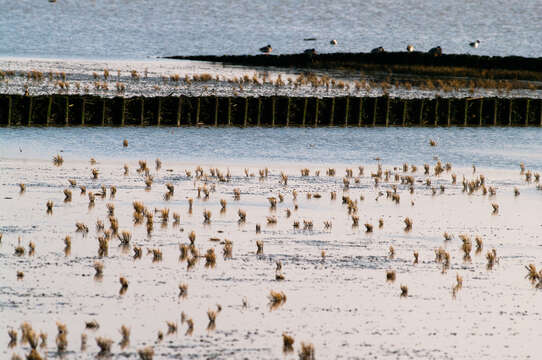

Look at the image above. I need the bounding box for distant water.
[1,0,542,60]
[1,127,542,170]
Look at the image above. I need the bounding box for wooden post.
[447,99,451,127]
[358,97,363,127]
[385,96,390,127]
[493,99,498,126]
[508,99,513,126]
[65,96,69,126]
[228,98,232,126]
[244,97,249,127]
[81,98,85,126]
[27,96,33,126]
[140,97,145,126]
[402,100,407,127]
[479,98,483,126]
[344,97,350,127]
[196,97,201,125]
[257,98,262,127]
[121,98,125,127]
[329,97,335,127]
[286,98,291,127]
[372,97,377,126]
[101,98,106,126]
[463,99,468,127]
[540,99,542,126]
[314,98,319,127]
[7,95,12,127]
[46,96,53,126]
[525,99,530,126]
[434,98,439,127]
[418,99,424,126]
[302,98,307,127]
[272,97,276,127]
[213,97,218,127]
[157,98,162,126]
[182,96,186,127]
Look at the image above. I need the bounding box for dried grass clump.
[269,290,287,309]
[205,248,216,267]
[203,210,212,224]
[364,223,373,232]
[94,261,104,277]
[460,234,472,261]
[138,346,154,360]
[119,276,129,294]
[486,249,497,270]
[413,251,419,264]
[56,322,67,352]
[400,285,408,297]
[133,246,142,259]
[404,217,412,231]
[19,183,26,193]
[491,203,499,214]
[46,200,53,214]
[166,321,177,334]
[178,283,188,298]
[96,337,113,355]
[223,240,233,259]
[76,222,89,233]
[8,329,18,347]
[152,248,163,262]
[53,154,64,166]
[85,320,99,330]
[207,309,217,331]
[386,270,396,282]
[119,325,130,348]
[256,240,264,255]
[282,333,295,353]
[298,342,315,360]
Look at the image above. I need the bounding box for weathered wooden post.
[121,98,125,127]
[402,100,407,127]
[479,98,483,126]
[447,99,451,127]
[302,98,307,127]
[344,97,350,127]
[101,98,106,126]
[27,96,33,126]
[463,99,468,127]
[418,99,424,126]
[272,97,276,127]
[244,97,249,127]
[286,97,291,127]
[508,99,513,126]
[539,99,542,127]
[358,97,363,127]
[434,98,439,127]
[329,97,335,127]
[196,97,201,125]
[81,98,86,126]
[157,98,162,126]
[314,98,319,127]
[372,97,377,126]
[385,96,390,127]
[525,99,530,126]
[257,98,262,127]
[178,97,183,127]
[227,98,232,126]
[493,99,498,126]
[65,96,69,126]
[46,96,53,126]
[7,95,12,127]
[140,97,145,126]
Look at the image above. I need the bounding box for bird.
[428,46,442,56]
[330,39,338,45]
[304,48,317,55]
[259,45,272,54]
[406,44,415,52]
[371,46,385,54]
[469,40,480,48]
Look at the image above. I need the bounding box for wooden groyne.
[1,94,542,127]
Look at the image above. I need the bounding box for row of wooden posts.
[0,94,541,127]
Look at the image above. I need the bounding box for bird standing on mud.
[259,45,272,54]
[406,44,414,52]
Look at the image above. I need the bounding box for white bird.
[406,44,414,52]
[330,39,338,45]
[469,40,480,48]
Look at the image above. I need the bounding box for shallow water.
[1,0,542,59]
[1,128,542,359]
